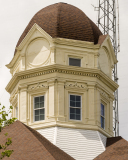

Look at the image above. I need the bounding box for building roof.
[94,136,128,160]
[0,121,75,160]
[15,3,102,54]
[98,35,108,45]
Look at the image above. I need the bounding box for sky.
[0,0,128,140]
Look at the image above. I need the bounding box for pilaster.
[94,52,99,69]
[87,83,96,125]
[109,98,114,135]
[48,78,57,120]
[50,46,56,64]
[19,84,27,124]
[21,56,25,71]
[57,79,66,121]
[95,87,101,126]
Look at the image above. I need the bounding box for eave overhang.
[6,64,119,94]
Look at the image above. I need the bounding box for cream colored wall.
[9,25,115,80]
[6,24,118,137]
[55,48,95,68]
[99,48,110,77]
[8,67,116,137]
[8,24,101,76]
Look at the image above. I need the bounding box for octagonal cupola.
[6,3,118,160]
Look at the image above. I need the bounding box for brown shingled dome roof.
[15,3,102,53]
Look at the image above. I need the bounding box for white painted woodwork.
[37,127,55,143]
[37,127,106,160]
[99,132,107,148]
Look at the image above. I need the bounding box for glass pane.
[101,104,104,116]
[76,96,81,101]
[70,108,75,114]
[40,102,44,108]
[70,95,75,101]
[70,114,75,120]
[70,101,75,107]
[40,115,44,120]
[76,102,81,107]
[35,103,39,109]
[35,97,39,103]
[76,115,80,120]
[101,117,105,129]
[76,109,80,114]
[40,109,44,115]
[69,58,81,67]
[35,116,39,121]
[40,96,44,102]
[35,110,39,116]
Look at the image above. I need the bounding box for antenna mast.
[97,0,120,136]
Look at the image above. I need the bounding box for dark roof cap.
[15,3,102,54]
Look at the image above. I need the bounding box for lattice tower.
[97,0,120,136]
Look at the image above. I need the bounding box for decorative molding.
[65,82,87,90]
[20,69,100,80]
[53,38,100,49]
[28,82,48,90]
[6,64,119,93]
[10,93,17,102]
[96,84,114,100]
[99,89,109,100]
[10,91,18,105]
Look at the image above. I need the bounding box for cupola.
[6,3,118,160]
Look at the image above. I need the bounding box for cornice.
[53,38,100,49]
[6,64,119,93]
[6,51,20,69]
[29,121,112,137]
[17,23,52,52]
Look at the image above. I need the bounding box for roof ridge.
[23,123,75,160]
[0,120,74,159]
[15,121,56,159]
[94,136,128,160]
[22,123,56,160]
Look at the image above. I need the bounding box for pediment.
[18,23,54,56]
[99,35,117,66]
[6,24,54,69]
[98,35,117,77]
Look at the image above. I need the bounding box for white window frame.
[33,95,45,122]
[69,94,82,121]
[100,103,105,129]
[68,57,81,67]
